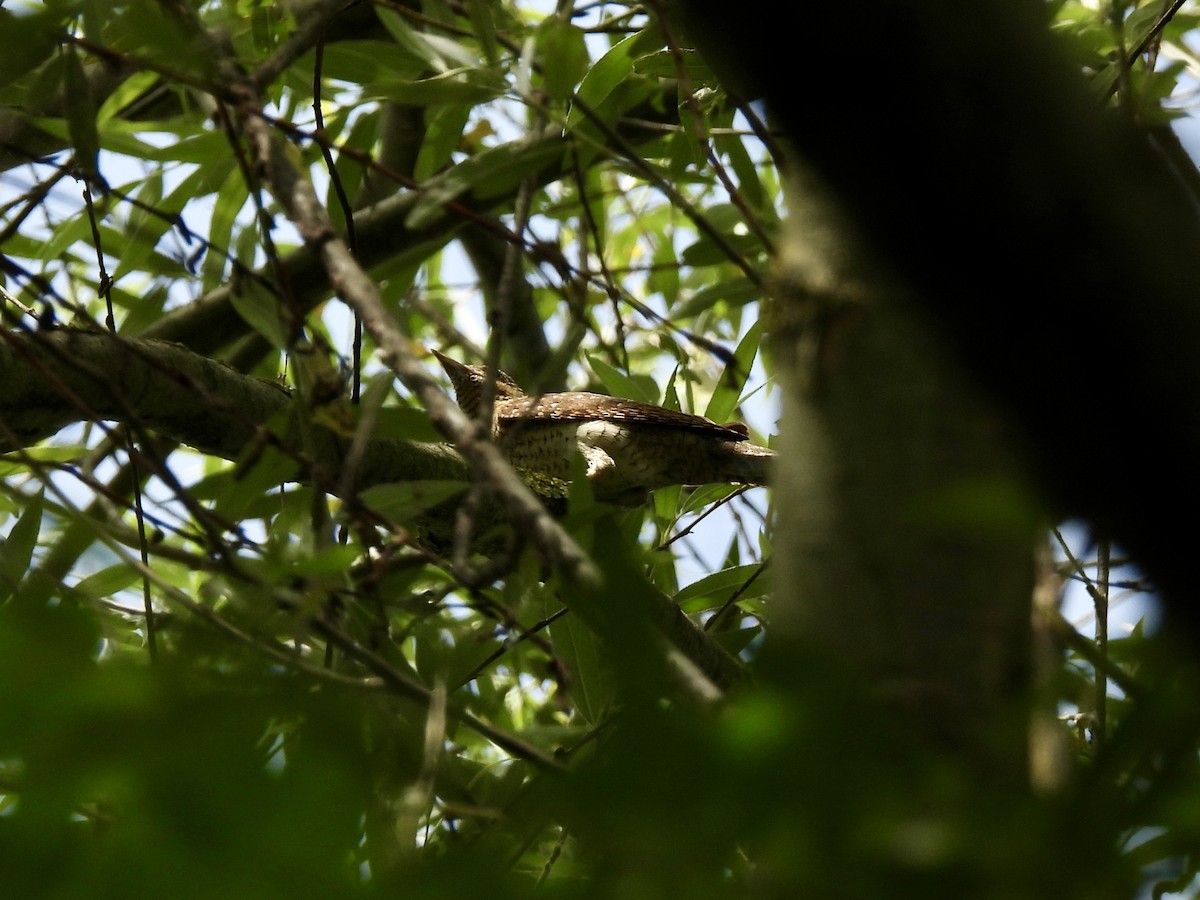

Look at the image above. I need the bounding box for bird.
[432,349,774,503]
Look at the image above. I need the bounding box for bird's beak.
[430,347,464,378]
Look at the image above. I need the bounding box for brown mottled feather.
[495,393,750,441]
[431,349,772,498]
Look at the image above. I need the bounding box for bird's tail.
[716,441,774,485]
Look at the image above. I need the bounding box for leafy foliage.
[0,1,1196,897]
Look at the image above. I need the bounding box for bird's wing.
[495,392,750,441]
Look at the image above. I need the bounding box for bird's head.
[432,348,527,417]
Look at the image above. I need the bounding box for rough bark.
[757,165,1037,773]
[0,329,466,486]
[677,0,1200,647]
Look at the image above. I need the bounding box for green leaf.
[210,441,301,522]
[647,229,681,301]
[229,278,289,350]
[535,18,589,100]
[705,319,761,424]
[111,173,168,282]
[306,41,426,84]
[0,489,44,604]
[359,480,468,520]
[716,130,768,213]
[1125,3,1165,52]
[587,355,659,403]
[287,544,362,578]
[203,167,249,290]
[674,276,759,318]
[31,205,94,263]
[95,70,159,124]
[566,33,635,130]
[405,136,564,229]
[679,229,762,268]
[674,563,771,614]
[547,599,614,725]
[414,102,472,181]
[632,48,718,86]
[712,624,762,656]
[370,406,442,443]
[74,563,142,601]
[159,154,237,218]
[375,7,452,74]
[0,10,60,90]
[0,446,88,476]
[466,0,501,67]
[679,483,740,515]
[369,67,505,107]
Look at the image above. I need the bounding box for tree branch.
[0,329,466,488]
[680,0,1200,645]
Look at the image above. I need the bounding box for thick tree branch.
[0,329,466,488]
[140,127,571,357]
[680,0,1200,643]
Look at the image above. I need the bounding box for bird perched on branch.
[432,349,774,503]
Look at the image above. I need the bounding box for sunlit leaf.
[633,48,719,86]
[369,67,506,107]
[0,489,43,605]
[405,135,564,228]
[0,447,88,476]
[586,354,660,403]
[674,563,770,614]
[566,30,638,130]
[307,41,427,84]
[466,0,501,67]
[74,563,142,600]
[375,7,454,74]
[705,319,761,424]
[63,46,100,179]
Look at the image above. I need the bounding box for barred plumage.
[433,350,773,502]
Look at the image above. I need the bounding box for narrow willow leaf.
[466,0,501,67]
[360,481,468,520]
[0,489,43,604]
[547,598,614,726]
[370,407,442,443]
[229,278,289,350]
[0,446,88,477]
[370,68,505,107]
[414,103,472,181]
[406,137,564,229]
[63,45,100,179]
[307,41,425,84]
[674,563,771,614]
[705,319,762,424]
[535,18,589,100]
[674,276,759,319]
[75,563,142,601]
[375,7,450,73]
[0,10,59,89]
[565,33,635,131]
[586,355,659,404]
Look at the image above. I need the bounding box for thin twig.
[82,180,158,660]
